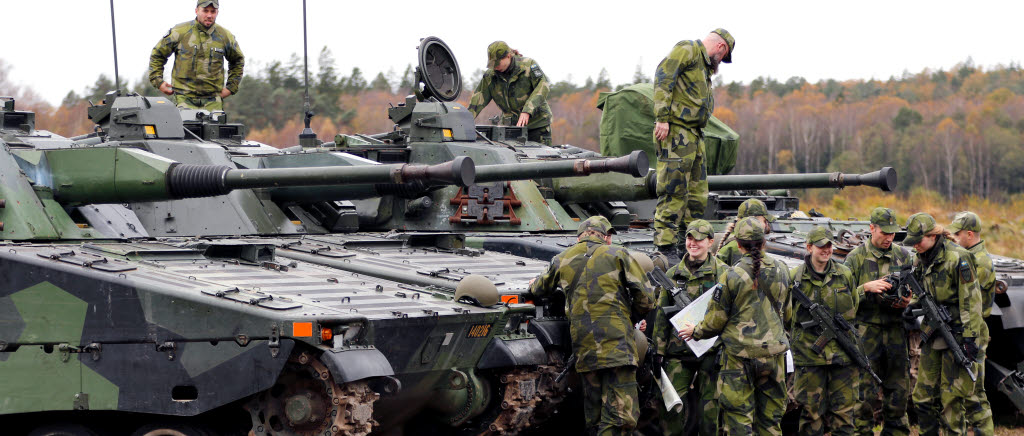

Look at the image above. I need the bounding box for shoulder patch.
[959,260,974,283]
[712,284,723,302]
[530,63,543,78]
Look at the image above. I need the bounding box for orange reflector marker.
[292,322,313,337]
[500,295,519,304]
[321,328,334,342]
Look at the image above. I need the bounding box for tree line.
[5,54,1024,199]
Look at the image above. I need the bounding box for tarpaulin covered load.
[597,83,739,175]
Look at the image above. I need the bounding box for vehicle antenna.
[298,0,318,147]
[108,0,121,93]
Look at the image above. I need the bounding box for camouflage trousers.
[527,124,552,146]
[658,351,721,436]
[794,364,860,436]
[717,352,786,436]
[580,366,639,436]
[912,341,979,436]
[173,94,223,111]
[965,336,993,436]
[854,323,911,436]
[653,125,707,247]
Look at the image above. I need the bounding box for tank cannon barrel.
[43,148,475,204]
[473,150,648,184]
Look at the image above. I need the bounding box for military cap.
[903,212,937,246]
[734,216,764,242]
[806,226,833,247]
[685,219,715,241]
[870,207,900,233]
[197,0,219,7]
[738,198,775,222]
[577,216,616,236]
[711,28,735,63]
[949,211,982,234]
[487,41,511,70]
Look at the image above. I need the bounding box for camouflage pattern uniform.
[904,213,984,436]
[148,7,244,111]
[844,207,914,436]
[950,212,994,436]
[717,198,775,266]
[652,220,729,435]
[529,216,655,435]
[652,29,735,249]
[468,41,553,145]
[789,226,860,436]
[691,216,791,436]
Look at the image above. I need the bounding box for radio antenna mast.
[109,0,122,93]
[298,0,318,147]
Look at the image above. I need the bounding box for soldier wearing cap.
[678,216,791,435]
[899,213,983,436]
[467,41,553,145]
[789,226,860,436]
[528,216,655,435]
[149,0,244,111]
[716,198,774,266]
[844,207,915,436]
[652,28,735,258]
[651,219,729,436]
[949,211,995,435]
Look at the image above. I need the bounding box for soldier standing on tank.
[528,216,655,435]
[651,219,729,436]
[789,226,860,436]
[898,213,983,436]
[844,207,914,436]
[678,216,791,435]
[949,211,995,435]
[717,198,774,266]
[467,41,553,145]
[651,28,734,261]
[149,0,244,111]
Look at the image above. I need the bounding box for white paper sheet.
[669,290,718,357]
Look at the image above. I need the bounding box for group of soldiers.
[530,204,999,436]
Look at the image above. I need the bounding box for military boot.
[656,245,681,266]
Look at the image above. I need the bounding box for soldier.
[528,216,655,435]
[651,219,729,436]
[844,207,913,436]
[900,213,984,436]
[652,28,735,260]
[717,198,774,266]
[467,41,553,145]
[789,226,860,436]
[149,0,244,111]
[949,211,995,435]
[678,216,791,435]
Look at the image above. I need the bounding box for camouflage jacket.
[149,20,245,97]
[528,235,655,372]
[653,254,729,357]
[913,239,984,341]
[653,40,714,131]
[844,241,912,326]
[467,56,552,130]
[967,240,995,318]
[789,260,859,366]
[716,239,741,266]
[693,254,792,359]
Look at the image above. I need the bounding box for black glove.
[963,337,979,362]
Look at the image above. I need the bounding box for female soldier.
[678,216,792,435]
[789,226,859,435]
[651,219,729,435]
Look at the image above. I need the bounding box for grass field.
[801,187,1024,259]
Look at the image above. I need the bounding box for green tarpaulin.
[597,83,739,175]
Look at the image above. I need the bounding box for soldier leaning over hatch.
[149,0,244,111]
[467,41,553,145]
[528,216,655,436]
[717,198,774,266]
[651,28,734,260]
[949,211,995,436]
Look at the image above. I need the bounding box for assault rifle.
[791,281,882,384]
[896,266,978,381]
[647,267,694,318]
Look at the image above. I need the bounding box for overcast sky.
[4,0,1023,106]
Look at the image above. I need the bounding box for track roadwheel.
[28,424,98,436]
[247,351,379,436]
